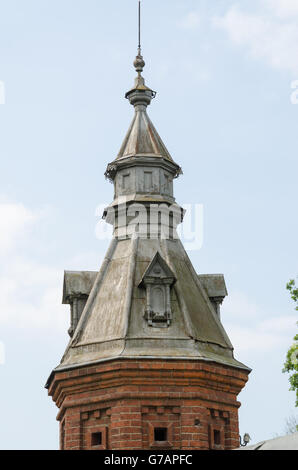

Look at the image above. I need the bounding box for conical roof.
[117,105,173,161]
[116,48,176,163]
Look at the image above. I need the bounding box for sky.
[0,0,297,450]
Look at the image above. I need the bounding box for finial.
[133,1,145,75]
[138,0,141,53]
[133,53,145,75]
[125,0,156,105]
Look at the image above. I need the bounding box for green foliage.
[286,279,298,310]
[283,280,298,409]
[285,415,298,434]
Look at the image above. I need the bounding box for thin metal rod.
[138,1,141,52]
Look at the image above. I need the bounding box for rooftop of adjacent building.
[236,432,298,451]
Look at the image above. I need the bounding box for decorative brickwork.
[48,359,248,450]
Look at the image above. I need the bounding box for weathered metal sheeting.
[54,47,250,376]
[77,239,132,345]
[117,105,173,162]
[57,236,249,372]
[198,274,228,299]
[236,432,298,450]
[62,271,97,303]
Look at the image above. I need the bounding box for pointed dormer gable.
[139,251,176,286]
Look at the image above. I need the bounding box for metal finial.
[134,1,145,74]
[138,0,141,54]
[126,0,156,102]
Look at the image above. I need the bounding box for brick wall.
[48,359,249,450]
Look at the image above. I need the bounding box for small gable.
[139,252,176,286]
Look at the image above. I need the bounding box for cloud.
[179,12,201,30]
[226,316,296,354]
[265,0,298,18]
[0,201,36,255]
[0,257,68,331]
[223,291,297,354]
[0,199,68,332]
[0,198,107,335]
[213,2,298,74]
[67,251,103,272]
[222,291,262,320]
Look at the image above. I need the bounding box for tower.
[46,12,250,451]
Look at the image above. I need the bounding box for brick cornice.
[56,391,243,422]
[48,358,248,415]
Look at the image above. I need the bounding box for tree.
[286,279,298,310]
[282,280,298,416]
[285,414,298,435]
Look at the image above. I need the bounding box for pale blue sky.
[0,0,297,449]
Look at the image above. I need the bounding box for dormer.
[198,274,228,321]
[62,271,97,337]
[139,252,176,327]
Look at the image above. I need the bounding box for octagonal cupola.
[105,46,182,203]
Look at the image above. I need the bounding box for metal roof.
[237,432,298,450]
[56,236,250,373]
[116,103,174,162]
[48,45,251,382]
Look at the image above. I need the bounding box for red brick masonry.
[47,359,249,450]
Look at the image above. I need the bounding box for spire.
[125,0,156,106]
[134,0,144,75]
[55,4,248,372]
[106,1,181,169]
[138,0,141,54]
